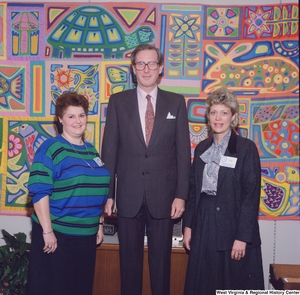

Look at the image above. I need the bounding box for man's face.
[133,49,163,93]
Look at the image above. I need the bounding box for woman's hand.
[96,225,104,245]
[183,227,192,251]
[33,196,57,253]
[43,231,57,253]
[231,239,246,261]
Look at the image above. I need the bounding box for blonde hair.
[206,87,239,128]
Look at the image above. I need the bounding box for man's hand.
[171,198,185,219]
[104,198,114,216]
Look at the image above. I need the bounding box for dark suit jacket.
[184,131,262,251]
[102,88,191,218]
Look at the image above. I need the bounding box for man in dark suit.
[101,44,191,295]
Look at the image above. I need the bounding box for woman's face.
[207,104,236,139]
[59,106,87,139]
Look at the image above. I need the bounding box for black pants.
[26,222,97,295]
[118,199,174,295]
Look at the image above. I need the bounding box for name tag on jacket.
[220,155,237,168]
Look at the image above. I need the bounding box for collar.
[213,129,231,149]
[137,85,158,101]
[198,129,238,155]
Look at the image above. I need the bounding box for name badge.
[220,155,237,168]
[94,157,104,167]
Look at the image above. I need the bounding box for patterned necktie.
[145,94,155,147]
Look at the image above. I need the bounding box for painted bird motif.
[71,65,99,92]
[12,123,47,165]
[285,166,300,183]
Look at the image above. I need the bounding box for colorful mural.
[0,2,299,220]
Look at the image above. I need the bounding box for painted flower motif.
[54,68,75,89]
[171,15,198,39]
[78,87,98,112]
[246,8,271,36]
[207,8,239,37]
[8,134,23,158]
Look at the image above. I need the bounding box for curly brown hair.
[55,92,89,120]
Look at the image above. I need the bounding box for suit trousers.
[118,198,174,295]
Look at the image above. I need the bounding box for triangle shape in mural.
[10,11,19,19]
[0,96,9,108]
[48,7,69,29]
[10,99,25,110]
[32,11,39,20]
[0,67,19,77]
[214,42,235,53]
[203,51,216,75]
[202,79,215,91]
[145,8,156,25]
[114,7,144,28]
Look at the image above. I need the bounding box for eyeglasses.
[134,61,159,71]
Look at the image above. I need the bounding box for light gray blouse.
[200,129,232,195]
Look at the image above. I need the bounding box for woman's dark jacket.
[184,131,262,251]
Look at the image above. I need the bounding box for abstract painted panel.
[0,2,298,220]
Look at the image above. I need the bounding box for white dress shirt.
[136,86,157,141]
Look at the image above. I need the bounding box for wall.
[1,0,299,290]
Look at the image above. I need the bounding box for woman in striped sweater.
[26,92,110,295]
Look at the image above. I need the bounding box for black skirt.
[26,222,97,295]
[184,193,264,295]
